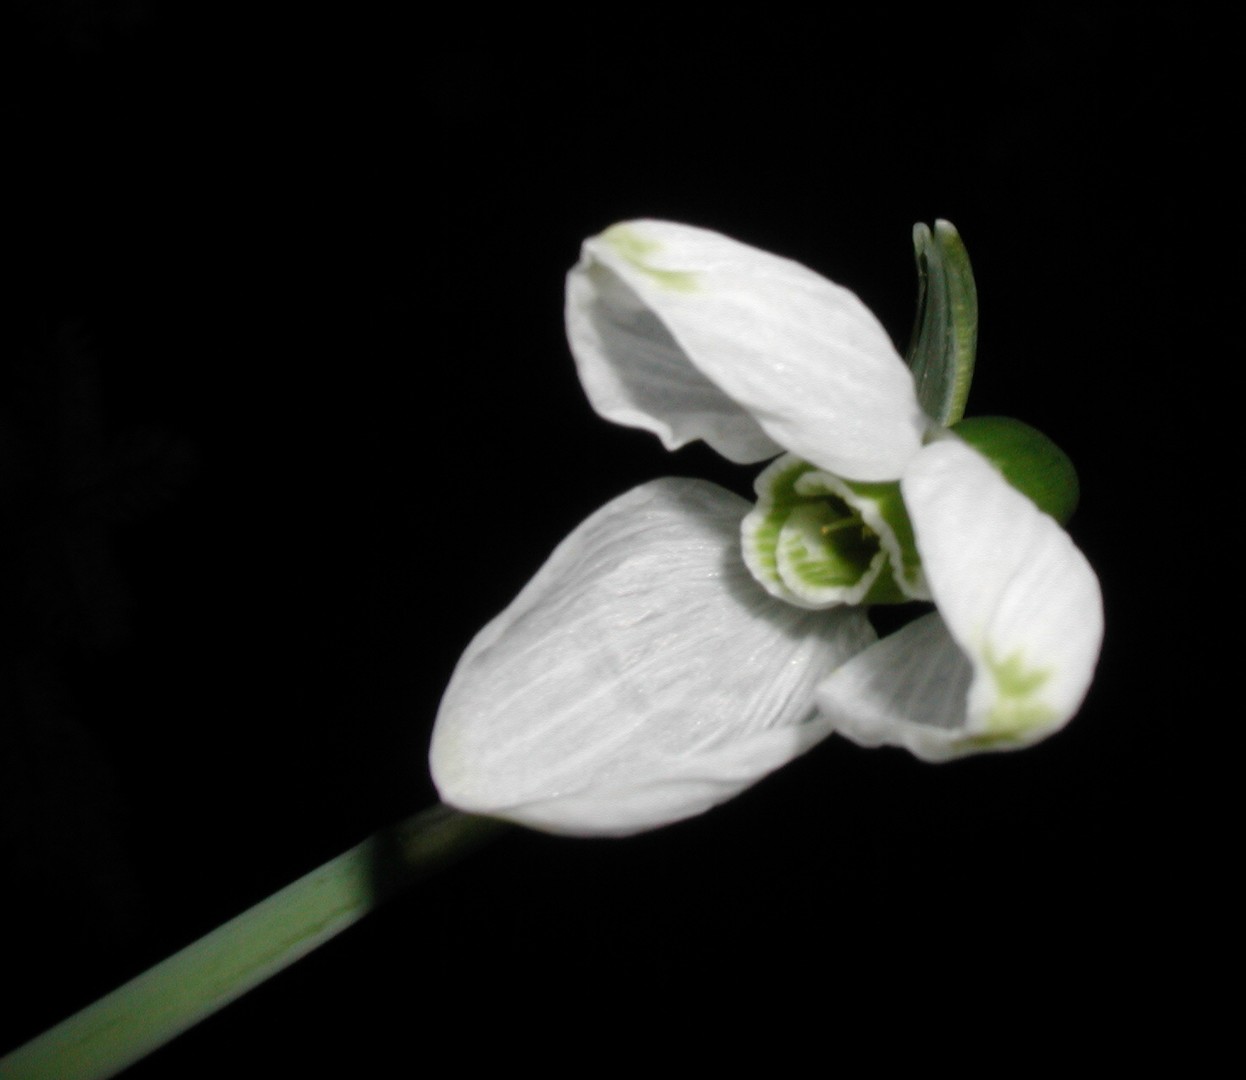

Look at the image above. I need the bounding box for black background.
[1,4,1233,1071]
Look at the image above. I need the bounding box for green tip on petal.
[954,644,1057,752]
[906,220,978,427]
[602,224,700,292]
[951,415,1080,525]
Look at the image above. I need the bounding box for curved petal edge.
[566,220,928,479]
[430,477,877,835]
[817,440,1103,761]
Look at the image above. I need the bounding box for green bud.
[951,416,1080,525]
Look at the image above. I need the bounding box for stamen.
[820,516,863,537]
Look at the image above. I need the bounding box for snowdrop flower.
[430,220,1102,835]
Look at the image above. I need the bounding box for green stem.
[1,804,507,1080]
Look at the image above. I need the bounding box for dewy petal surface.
[818,439,1102,761]
[565,220,928,480]
[430,478,877,836]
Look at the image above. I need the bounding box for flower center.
[798,497,881,587]
[740,454,928,610]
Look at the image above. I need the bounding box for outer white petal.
[819,440,1103,762]
[565,220,927,480]
[430,477,877,836]
[566,249,783,465]
[815,612,975,761]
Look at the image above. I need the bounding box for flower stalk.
[0,805,506,1080]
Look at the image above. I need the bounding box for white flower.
[814,436,1102,762]
[430,220,1103,835]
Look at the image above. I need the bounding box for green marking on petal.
[982,646,1054,737]
[603,225,700,292]
[745,503,789,586]
[842,478,926,597]
[741,455,825,601]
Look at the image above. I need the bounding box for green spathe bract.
[907,220,978,427]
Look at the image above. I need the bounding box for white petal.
[566,251,783,464]
[565,220,928,479]
[921,440,1104,754]
[816,612,976,762]
[429,477,877,836]
[818,440,1102,761]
